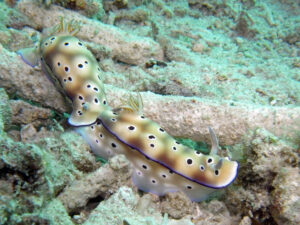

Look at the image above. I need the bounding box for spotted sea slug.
[18,18,238,201]
[76,95,238,201]
[17,18,107,126]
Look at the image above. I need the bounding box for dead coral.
[0,89,12,131]
[0,2,32,29]
[105,86,300,146]
[225,128,299,224]
[4,0,17,7]
[187,0,236,18]
[58,154,132,213]
[17,1,163,65]
[235,11,256,39]
[103,0,128,11]
[194,200,240,225]
[0,47,70,114]
[10,100,53,128]
[160,191,196,219]
[53,0,87,9]
[114,8,149,24]
[270,167,300,225]
[0,90,97,223]
[41,0,105,18]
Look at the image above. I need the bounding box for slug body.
[18,20,107,126]
[40,35,108,126]
[76,101,238,201]
[19,18,238,201]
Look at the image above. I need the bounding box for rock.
[161,191,196,219]
[39,199,74,225]
[0,88,12,131]
[83,186,188,225]
[20,123,37,142]
[16,0,163,65]
[0,127,97,224]
[194,200,239,225]
[58,154,132,213]
[10,100,53,128]
[238,216,251,225]
[225,129,299,224]
[83,186,142,225]
[0,47,70,113]
[271,167,300,225]
[105,86,300,146]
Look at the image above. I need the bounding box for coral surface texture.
[0,0,299,224]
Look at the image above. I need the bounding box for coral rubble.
[0,0,299,224]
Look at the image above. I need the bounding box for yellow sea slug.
[76,95,238,201]
[17,18,107,126]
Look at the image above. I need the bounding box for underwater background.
[0,0,299,224]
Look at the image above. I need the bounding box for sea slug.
[18,18,107,126]
[18,18,238,201]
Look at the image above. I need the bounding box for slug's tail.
[17,46,40,68]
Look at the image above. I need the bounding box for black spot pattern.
[128,126,135,130]
[187,158,193,165]
[111,143,117,148]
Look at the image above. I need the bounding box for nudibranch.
[18,18,238,201]
[76,95,238,201]
[17,18,107,126]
